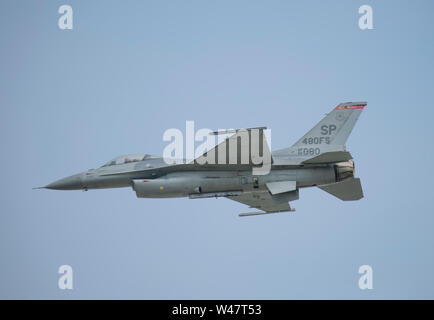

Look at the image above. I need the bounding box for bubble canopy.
[101,154,150,167]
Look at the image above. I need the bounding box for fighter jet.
[38,102,366,216]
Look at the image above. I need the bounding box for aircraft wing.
[226,190,296,216]
[192,127,272,168]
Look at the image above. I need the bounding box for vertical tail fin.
[273,101,366,160]
[292,101,366,148]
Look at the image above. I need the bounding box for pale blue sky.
[1,0,434,299]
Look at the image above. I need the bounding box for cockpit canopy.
[101,154,152,167]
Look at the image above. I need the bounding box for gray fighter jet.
[38,102,366,216]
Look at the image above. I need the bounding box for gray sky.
[1,0,434,299]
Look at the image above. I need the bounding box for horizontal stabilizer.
[318,177,363,201]
[302,151,353,164]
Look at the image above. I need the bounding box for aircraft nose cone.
[45,173,83,190]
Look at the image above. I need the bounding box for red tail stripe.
[335,105,365,110]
